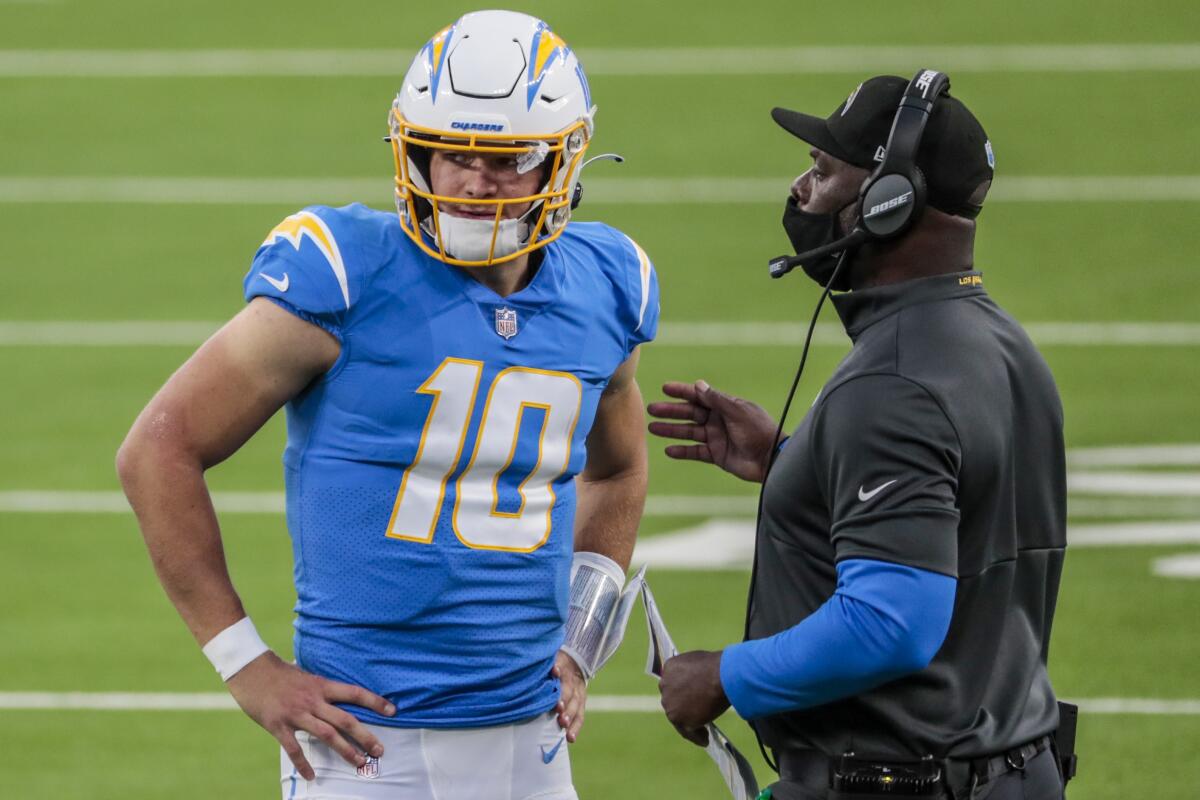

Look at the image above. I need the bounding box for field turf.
[1,1,1197,797]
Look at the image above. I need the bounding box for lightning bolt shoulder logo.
[623,234,653,333]
[261,211,350,309]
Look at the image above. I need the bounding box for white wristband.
[201,617,270,681]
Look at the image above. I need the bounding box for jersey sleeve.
[809,374,962,577]
[607,229,660,358]
[243,207,357,336]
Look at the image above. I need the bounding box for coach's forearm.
[117,436,248,647]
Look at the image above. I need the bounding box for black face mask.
[780,196,854,291]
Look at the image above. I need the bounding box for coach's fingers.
[304,714,366,769]
[646,400,708,423]
[664,444,713,463]
[322,679,396,718]
[279,729,316,782]
[695,380,741,413]
[647,421,707,442]
[660,381,701,402]
[322,706,385,759]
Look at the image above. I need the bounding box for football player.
[116,11,658,799]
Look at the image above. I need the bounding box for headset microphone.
[768,228,869,279]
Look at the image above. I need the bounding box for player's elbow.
[115,410,195,497]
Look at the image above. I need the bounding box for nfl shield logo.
[495,306,519,340]
[357,754,380,780]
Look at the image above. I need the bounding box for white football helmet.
[389,10,595,267]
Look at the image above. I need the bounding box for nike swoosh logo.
[259,271,289,292]
[858,479,898,502]
[541,736,565,764]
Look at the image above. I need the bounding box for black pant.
[766,747,1064,800]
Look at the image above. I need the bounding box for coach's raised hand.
[647,381,781,483]
[226,652,396,782]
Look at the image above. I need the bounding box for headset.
[748,68,952,774]
[768,68,951,279]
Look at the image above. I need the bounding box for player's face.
[429,150,544,220]
[792,148,869,228]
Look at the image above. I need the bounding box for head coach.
[648,71,1075,799]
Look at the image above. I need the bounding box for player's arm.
[575,347,648,569]
[552,349,649,741]
[116,297,393,780]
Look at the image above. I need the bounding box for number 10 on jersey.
[386,357,583,552]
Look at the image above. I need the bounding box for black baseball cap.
[772,75,994,217]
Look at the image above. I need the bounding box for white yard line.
[0,491,763,516]
[657,322,1200,347]
[5,491,1200,518]
[1068,473,1200,497]
[3,176,1200,205]
[1153,552,1200,579]
[1068,444,1200,468]
[0,692,1195,714]
[3,44,1200,77]
[629,519,1200,570]
[3,320,1200,347]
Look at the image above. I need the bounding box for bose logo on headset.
[915,69,939,98]
[864,191,914,220]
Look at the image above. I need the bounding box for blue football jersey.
[242,204,659,728]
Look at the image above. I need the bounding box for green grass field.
[1,1,1198,797]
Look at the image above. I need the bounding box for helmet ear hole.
[570,182,583,210]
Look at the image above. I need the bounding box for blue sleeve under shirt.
[720,558,956,721]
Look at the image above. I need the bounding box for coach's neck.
[848,208,977,290]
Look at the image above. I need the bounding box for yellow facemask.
[388,103,591,267]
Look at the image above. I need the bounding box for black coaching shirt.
[747,271,1066,759]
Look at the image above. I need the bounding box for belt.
[947,736,1052,794]
[775,736,1052,797]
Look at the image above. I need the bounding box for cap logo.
[985,140,995,168]
[841,83,863,117]
[873,145,886,163]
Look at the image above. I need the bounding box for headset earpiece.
[858,165,926,239]
[852,69,948,242]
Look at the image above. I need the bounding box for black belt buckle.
[829,753,944,798]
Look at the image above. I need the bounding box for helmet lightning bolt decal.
[262,211,350,309]
[423,24,455,104]
[526,23,568,109]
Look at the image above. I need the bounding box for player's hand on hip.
[647,380,780,483]
[552,649,587,742]
[225,651,396,781]
[659,650,730,747]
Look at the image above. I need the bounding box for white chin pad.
[562,552,625,680]
[436,212,523,261]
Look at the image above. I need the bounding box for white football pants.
[279,710,577,800]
